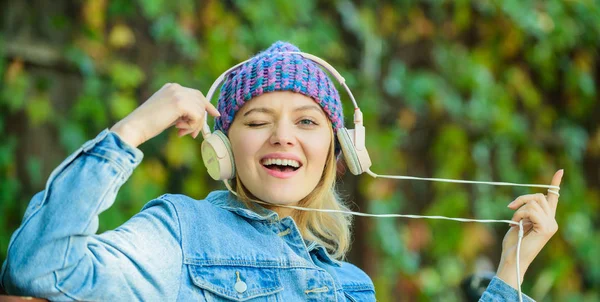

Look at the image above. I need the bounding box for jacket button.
[235,280,247,293]
[235,271,247,293]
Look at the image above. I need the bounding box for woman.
[1,41,562,301]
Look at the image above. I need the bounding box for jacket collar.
[206,190,279,221]
[306,241,342,267]
[205,190,341,267]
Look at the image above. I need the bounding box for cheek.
[304,132,331,166]
[230,132,261,164]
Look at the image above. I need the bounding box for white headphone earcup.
[201,130,235,180]
[337,128,363,175]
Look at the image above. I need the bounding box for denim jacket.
[1,129,533,301]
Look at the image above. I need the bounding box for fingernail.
[507,200,515,207]
[559,169,564,177]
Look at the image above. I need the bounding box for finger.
[192,127,202,139]
[173,89,215,138]
[547,169,564,211]
[536,193,554,216]
[508,193,551,215]
[536,193,551,214]
[192,89,221,117]
[186,101,206,137]
[185,87,220,117]
[510,219,533,231]
[511,201,545,228]
[173,100,205,137]
[184,89,216,137]
[178,128,195,137]
[172,117,192,129]
[169,116,186,128]
[508,194,536,209]
[205,102,221,117]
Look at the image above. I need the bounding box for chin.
[239,172,317,206]
[261,191,304,206]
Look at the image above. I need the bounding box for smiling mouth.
[263,164,299,172]
[260,158,302,173]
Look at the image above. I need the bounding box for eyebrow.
[243,105,324,117]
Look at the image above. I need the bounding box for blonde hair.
[232,127,353,260]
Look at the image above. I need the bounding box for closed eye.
[246,122,268,127]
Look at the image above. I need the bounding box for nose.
[269,121,296,147]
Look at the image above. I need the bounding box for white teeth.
[262,158,300,168]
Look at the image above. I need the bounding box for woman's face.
[228,91,332,206]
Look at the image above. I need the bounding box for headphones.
[199,51,372,180]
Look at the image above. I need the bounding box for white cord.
[366,169,560,190]
[223,177,539,302]
[517,220,524,302]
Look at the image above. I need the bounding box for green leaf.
[1,72,30,112]
[26,94,54,126]
[109,92,138,119]
[0,135,16,166]
[578,71,596,97]
[72,94,108,129]
[65,46,96,76]
[110,61,146,89]
[383,59,407,97]
[58,120,87,152]
[165,132,200,168]
[558,124,588,162]
[26,156,43,188]
[137,0,167,19]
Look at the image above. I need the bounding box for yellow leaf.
[588,127,600,156]
[379,4,400,37]
[574,50,593,73]
[82,0,107,35]
[536,12,555,33]
[129,159,167,200]
[109,24,136,49]
[75,38,108,62]
[457,224,494,259]
[144,158,168,186]
[5,58,24,83]
[182,170,208,198]
[165,131,201,168]
[507,67,541,109]
[501,26,524,59]
[397,108,417,131]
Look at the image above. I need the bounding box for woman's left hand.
[495,169,564,289]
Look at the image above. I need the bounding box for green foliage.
[1,0,598,300]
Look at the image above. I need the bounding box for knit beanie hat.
[214,41,344,155]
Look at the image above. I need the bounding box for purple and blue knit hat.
[214,41,344,155]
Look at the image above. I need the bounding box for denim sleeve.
[479,276,535,301]
[0,129,183,300]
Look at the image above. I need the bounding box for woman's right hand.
[110,83,221,148]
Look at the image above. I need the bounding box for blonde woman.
[1,42,562,301]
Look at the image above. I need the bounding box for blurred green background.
[1,0,598,300]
